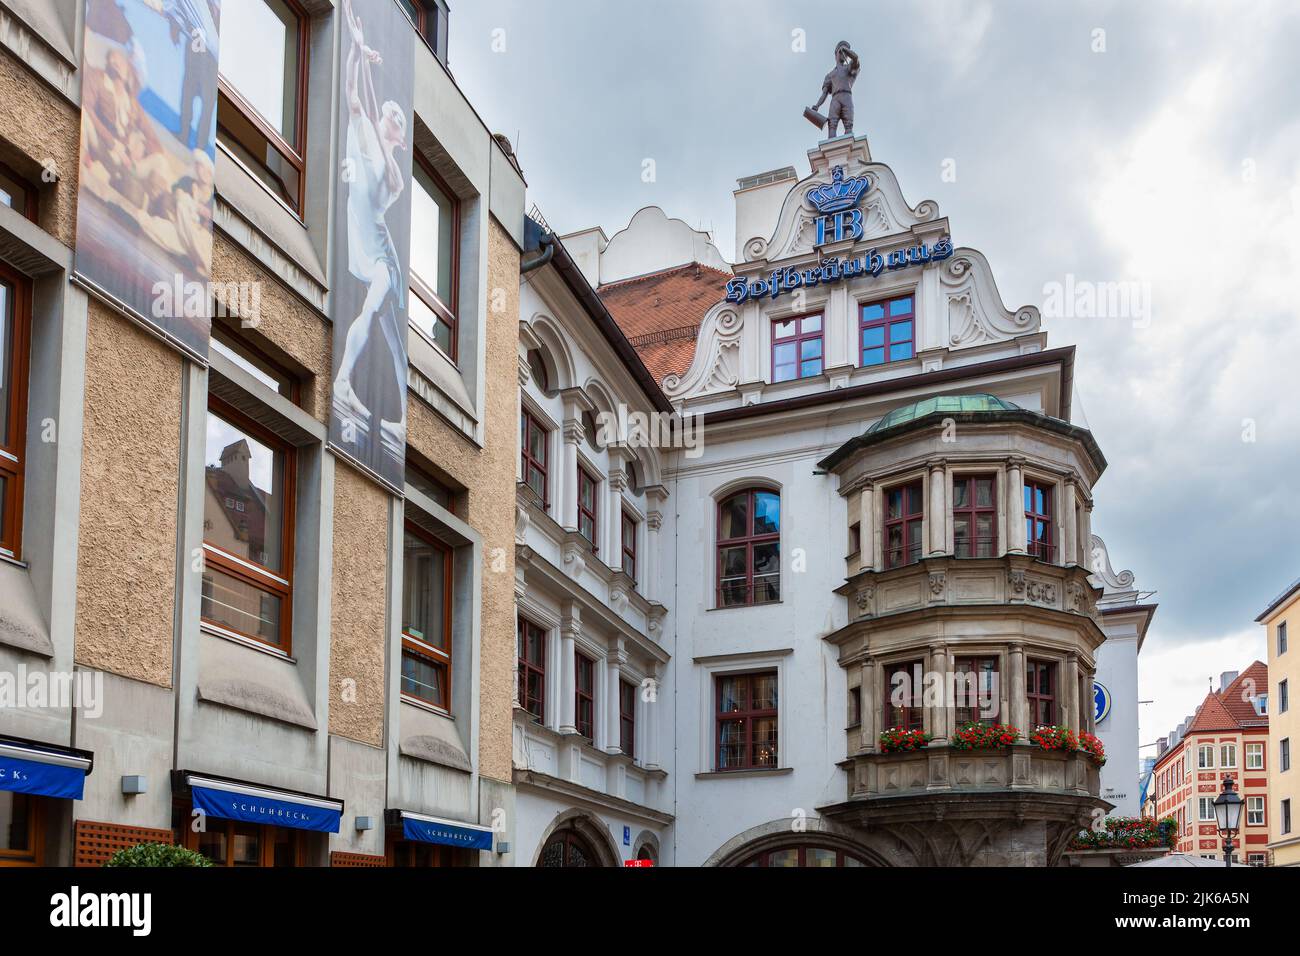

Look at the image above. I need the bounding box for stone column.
[516,353,530,484]
[645,485,668,601]
[1007,458,1027,553]
[1009,643,1027,730]
[1082,670,1095,735]
[859,657,877,752]
[1062,478,1079,566]
[1064,653,1080,733]
[928,460,948,555]
[1081,498,1094,569]
[929,643,947,740]
[606,449,628,571]
[560,419,582,530]
[857,482,875,573]
[605,643,626,754]
[558,607,579,734]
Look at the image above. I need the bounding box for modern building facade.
[1257,578,1299,866]
[0,0,527,867]
[546,132,1150,866]
[1151,663,1270,864]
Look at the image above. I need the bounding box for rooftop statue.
[805,40,860,139]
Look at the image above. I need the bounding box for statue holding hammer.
[806,40,860,138]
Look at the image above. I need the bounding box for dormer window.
[771,314,823,382]
[860,296,914,367]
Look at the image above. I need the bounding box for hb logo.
[815,208,863,245]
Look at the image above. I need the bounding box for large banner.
[74,0,222,361]
[327,0,414,493]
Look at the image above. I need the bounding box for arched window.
[538,828,600,867]
[527,349,555,396]
[740,844,868,867]
[716,488,780,608]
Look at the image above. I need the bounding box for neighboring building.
[553,133,1148,866]
[511,216,675,866]
[1151,663,1270,864]
[1138,756,1157,819]
[1087,537,1157,817]
[0,0,526,866]
[1257,577,1300,866]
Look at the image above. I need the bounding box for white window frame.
[1245,742,1263,770]
[1198,744,1214,769]
[1198,796,1215,822]
[1247,796,1265,826]
[1220,743,1237,768]
[695,650,791,775]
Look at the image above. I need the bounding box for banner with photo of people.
[327,0,414,494]
[74,0,222,360]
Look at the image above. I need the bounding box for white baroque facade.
[520,133,1151,866]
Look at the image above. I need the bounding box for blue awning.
[0,740,92,800]
[186,774,343,834]
[395,809,494,851]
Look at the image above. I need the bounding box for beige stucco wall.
[405,217,519,783]
[327,460,390,747]
[1266,598,1300,865]
[0,49,79,244]
[74,301,182,687]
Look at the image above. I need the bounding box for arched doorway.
[538,827,601,868]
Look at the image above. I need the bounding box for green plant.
[104,842,213,867]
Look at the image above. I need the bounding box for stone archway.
[705,817,890,867]
[532,808,622,868]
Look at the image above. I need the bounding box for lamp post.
[1212,776,1243,868]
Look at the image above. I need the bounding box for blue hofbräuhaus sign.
[725,238,953,305]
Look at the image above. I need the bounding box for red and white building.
[1152,662,1270,864]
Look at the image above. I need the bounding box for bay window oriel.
[883,480,923,569]
[952,474,997,558]
[1027,659,1055,726]
[1024,478,1055,562]
[883,660,923,732]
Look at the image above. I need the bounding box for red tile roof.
[1186,691,1239,734]
[1219,661,1269,727]
[598,262,730,385]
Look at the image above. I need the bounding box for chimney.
[1219,671,1239,694]
[734,166,797,263]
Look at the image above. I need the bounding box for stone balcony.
[844,743,1102,800]
[836,552,1102,625]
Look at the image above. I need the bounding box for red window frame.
[770,313,824,383]
[575,651,595,741]
[577,466,598,551]
[409,152,460,362]
[619,678,636,756]
[0,261,31,560]
[883,660,924,732]
[952,474,997,558]
[1027,659,1055,726]
[954,656,999,726]
[715,488,781,608]
[400,521,453,711]
[520,408,548,505]
[1024,478,1055,562]
[215,0,311,215]
[517,615,546,721]
[860,295,915,367]
[883,480,924,569]
[621,510,637,580]
[715,671,778,770]
[201,397,296,652]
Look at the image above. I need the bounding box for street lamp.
[1212,776,1244,868]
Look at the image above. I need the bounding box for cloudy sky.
[448,0,1300,754]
